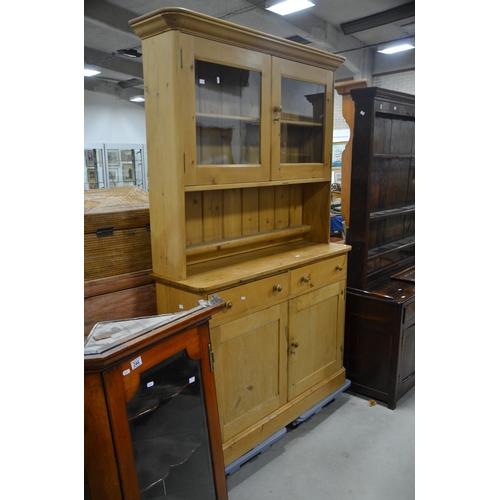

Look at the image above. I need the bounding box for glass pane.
[84,148,105,189]
[280,77,325,163]
[195,60,261,165]
[127,350,216,500]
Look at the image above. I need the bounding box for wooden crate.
[84,187,152,281]
[83,270,157,339]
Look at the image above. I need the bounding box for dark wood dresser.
[344,87,415,409]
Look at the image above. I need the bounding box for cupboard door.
[182,36,272,186]
[398,322,415,393]
[288,280,345,400]
[210,303,287,443]
[271,58,333,181]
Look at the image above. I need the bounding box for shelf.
[196,113,260,122]
[369,205,415,221]
[372,153,415,160]
[134,430,204,493]
[281,119,323,127]
[367,236,415,260]
[186,225,312,261]
[128,380,191,420]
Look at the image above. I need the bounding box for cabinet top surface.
[84,295,224,370]
[348,268,415,304]
[129,7,345,70]
[153,242,350,292]
[350,86,415,105]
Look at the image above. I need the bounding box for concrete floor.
[226,387,415,500]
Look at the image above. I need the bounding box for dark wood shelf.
[367,235,415,260]
[369,205,415,221]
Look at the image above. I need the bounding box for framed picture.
[332,142,347,167]
[121,149,133,161]
[107,149,120,165]
[122,163,135,182]
[334,170,342,184]
[108,167,119,185]
[85,150,95,167]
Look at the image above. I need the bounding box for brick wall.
[372,70,415,94]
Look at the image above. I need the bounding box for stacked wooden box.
[84,187,157,338]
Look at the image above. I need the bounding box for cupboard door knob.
[226,301,233,309]
[335,265,343,271]
[291,342,299,348]
[274,105,282,112]
[274,284,283,292]
[301,275,310,284]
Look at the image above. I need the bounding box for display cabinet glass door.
[271,58,333,181]
[184,38,271,185]
[84,147,105,190]
[126,349,217,500]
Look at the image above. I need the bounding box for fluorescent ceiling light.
[130,95,145,102]
[84,66,101,77]
[117,48,142,58]
[266,1,315,16]
[377,43,415,55]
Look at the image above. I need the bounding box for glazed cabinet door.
[271,58,334,181]
[288,280,346,400]
[209,303,288,445]
[100,326,226,500]
[181,35,272,186]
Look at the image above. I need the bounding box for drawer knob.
[301,275,310,284]
[225,301,233,309]
[335,265,343,271]
[274,284,283,292]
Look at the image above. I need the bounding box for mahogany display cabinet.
[344,87,415,409]
[84,296,228,500]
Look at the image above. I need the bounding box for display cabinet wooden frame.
[130,7,350,466]
[84,297,228,500]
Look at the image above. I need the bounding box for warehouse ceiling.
[84,0,415,104]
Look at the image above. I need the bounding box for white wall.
[84,90,146,144]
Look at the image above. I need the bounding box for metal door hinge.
[208,343,214,372]
[96,227,114,237]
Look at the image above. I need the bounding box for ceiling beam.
[84,0,137,34]
[340,2,415,35]
[84,78,144,106]
[84,47,143,79]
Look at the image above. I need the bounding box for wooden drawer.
[210,272,289,326]
[290,254,346,295]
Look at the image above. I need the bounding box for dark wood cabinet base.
[344,276,414,410]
